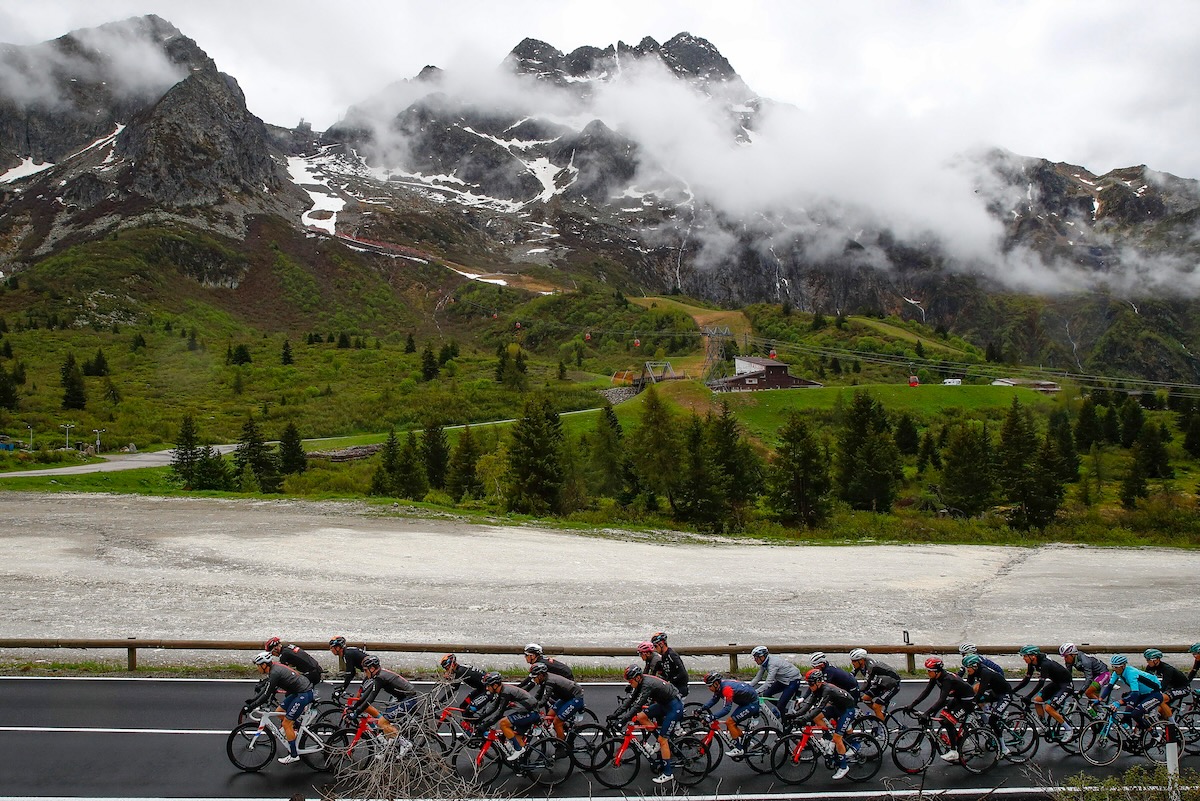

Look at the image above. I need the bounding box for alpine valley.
[2,15,1199,382]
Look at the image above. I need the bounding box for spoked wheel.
[1141,721,1171,765]
[326,727,377,774]
[958,726,1000,774]
[523,737,574,787]
[1050,708,1088,754]
[673,734,713,787]
[226,722,276,771]
[591,737,641,789]
[742,726,780,774]
[844,733,883,782]
[1178,708,1200,755]
[298,722,339,771]
[891,727,935,774]
[999,709,1040,763]
[454,739,504,784]
[852,713,889,746]
[771,733,817,785]
[566,722,608,771]
[1078,719,1124,767]
[886,708,921,744]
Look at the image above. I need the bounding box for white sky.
[2,0,1198,180]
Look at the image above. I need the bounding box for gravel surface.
[1,492,1196,671]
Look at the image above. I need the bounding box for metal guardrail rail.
[0,638,1193,673]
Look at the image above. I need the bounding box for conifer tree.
[836,390,900,512]
[421,343,440,381]
[675,413,726,529]
[170,414,203,487]
[1119,396,1144,448]
[940,422,995,517]
[1184,414,1200,460]
[1102,403,1121,445]
[1048,410,1079,482]
[1074,396,1101,451]
[396,432,429,500]
[446,425,483,500]
[60,352,87,410]
[404,332,417,353]
[370,428,402,496]
[421,422,450,490]
[706,399,761,511]
[1120,446,1149,509]
[916,428,941,471]
[632,385,681,511]
[277,422,307,475]
[233,416,279,493]
[281,339,293,366]
[507,395,564,514]
[586,402,625,498]
[194,445,232,491]
[765,411,830,527]
[1135,423,1172,479]
[894,413,920,456]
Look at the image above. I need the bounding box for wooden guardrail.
[0,638,1193,673]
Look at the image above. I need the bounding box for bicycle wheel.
[1078,719,1124,767]
[575,707,599,726]
[1178,708,1200,755]
[455,739,504,784]
[226,722,276,771]
[958,726,1000,775]
[326,727,376,774]
[700,731,724,770]
[999,708,1040,763]
[524,737,574,787]
[591,737,641,789]
[742,726,780,774]
[437,718,471,756]
[844,733,883,782]
[673,734,713,787]
[852,712,889,746]
[886,708,920,743]
[891,727,935,774]
[771,733,817,784]
[1141,721,1171,765]
[1052,708,1088,754]
[298,722,338,771]
[566,722,607,771]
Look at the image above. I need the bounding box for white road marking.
[0,726,226,735]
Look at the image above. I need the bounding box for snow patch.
[0,157,55,183]
[287,156,346,234]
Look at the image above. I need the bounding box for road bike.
[769,721,882,784]
[890,709,1000,775]
[453,725,574,788]
[589,719,710,788]
[226,704,337,772]
[688,715,779,775]
[964,697,1041,764]
[1077,702,1172,767]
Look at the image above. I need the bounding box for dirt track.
[1,492,1196,669]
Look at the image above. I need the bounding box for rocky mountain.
[0,19,1198,381]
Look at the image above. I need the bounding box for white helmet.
[1059,643,1078,656]
[958,643,977,655]
[523,643,543,656]
[810,651,827,667]
[849,648,868,661]
[253,651,273,665]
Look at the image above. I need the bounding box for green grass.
[848,316,972,355]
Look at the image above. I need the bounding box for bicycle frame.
[251,708,324,755]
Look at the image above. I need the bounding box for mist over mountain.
[0,17,1197,381]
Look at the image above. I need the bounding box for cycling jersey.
[533,673,585,705]
[957,656,1004,680]
[970,664,1013,702]
[277,644,322,685]
[246,663,314,719]
[447,662,487,691]
[1189,658,1200,683]
[642,652,663,676]
[654,647,690,697]
[1067,652,1107,684]
[519,656,573,689]
[352,669,417,714]
[477,683,538,730]
[1103,665,1161,695]
[1148,660,1190,692]
[751,656,801,691]
[854,657,901,686]
[1012,654,1072,699]
[613,675,681,723]
[911,671,975,717]
[792,682,856,724]
[703,679,760,720]
[336,646,369,693]
[819,664,861,699]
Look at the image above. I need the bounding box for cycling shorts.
[1124,691,1163,717]
[731,701,761,725]
[505,708,542,731]
[383,696,421,719]
[1166,687,1191,703]
[555,696,585,722]
[646,698,685,735]
[826,707,856,735]
[865,682,900,706]
[1036,684,1070,709]
[281,689,314,721]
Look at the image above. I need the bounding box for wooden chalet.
[710,357,823,392]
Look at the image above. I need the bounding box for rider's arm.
[907,678,935,709]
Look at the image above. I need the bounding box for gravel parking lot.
[1,492,1196,670]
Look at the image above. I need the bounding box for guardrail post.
[906,651,916,674]
[728,644,738,674]
[127,639,137,671]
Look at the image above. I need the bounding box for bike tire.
[890,727,935,774]
[852,712,889,746]
[226,722,277,772]
[1052,708,1088,754]
[885,708,920,743]
[771,733,817,785]
[591,736,641,789]
[298,722,338,771]
[673,734,712,787]
[455,739,504,784]
[524,737,574,787]
[326,726,377,774]
[844,732,882,782]
[1178,708,1200,755]
[700,730,725,771]
[742,726,780,774]
[999,708,1040,763]
[575,707,599,725]
[958,726,1000,775]
[1078,719,1123,767]
[1141,721,1171,765]
[566,722,608,771]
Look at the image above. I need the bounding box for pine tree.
[60,352,87,410]
[706,399,761,512]
[421,423,450,490]
[0,340,11,359]
[894,413,920,456]
[916,428,941,471]
[233,416,280,493]
[1102,403,1121,445]
[396,432,429,499]
[836,390,900,512]
[1119,396,1144,448]
[507,395,564,514]
[170,414,203,487]
[1074,397,1101,451]
[1048,410,1079,483]
[674,414,727,529]
[281,340,293,366]
[421,343,440,381]
[1135,423,1172,479]
[277,422,307,475]
[83,348,109,377]
[1024,433,1066,529]
[1120,446,1149,509]
[193,445,232,490]
[765,411,831,527]
[404,333,417,353]
[632,385,682,512]
[336,332,351,349]
[0,365,15,411]
[586,402,625,498]
[998,399,1064,530]
[370,428,402,496]
[446,425,483,500]
[940,422,995,517]
[1184,414,1200,459]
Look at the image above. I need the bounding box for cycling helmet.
[362,655,381,670]
[264,636,282,652]
[650,631,668,645]
[962,654,982,668]
[924,657,944,671]
[1110,655,1128,668]
[483,671,503,686]
[523,643,543,656]
[703,671,723,686]
[958,643,978,655]
[528,662,550,678]
[439,653,456,670]
[1059,643,1077,656]
[624,664,644,681]
[751,646,769,660]
[805,669,825,685]
[810,651,828,666]
[637,641,654,655]
[329,636,347,649]
[1191,643,1200,655]
[1144,649,1164,661]
[253,651,273,665]
[1018,645,1041,657]
[849,648,868,661]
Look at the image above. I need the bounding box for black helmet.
[528,662,550,678]
[439,653,456,669]
[650,631,668,645]
[329,636,347,649]
[805,669,825,685]
[624,664,644,681]
[703,671,723,686]
[483,671,503,686]
[362,655,381,670]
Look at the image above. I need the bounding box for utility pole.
[92,428,106,452]
[60,423,74,449]
[27,424,33,451]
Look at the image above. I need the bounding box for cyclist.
[475,671,540,762]
[789,668,856,780]
[264,637,323,687]
[650,631,690,697]
[700,671,760,756]
[1190,644,1200,682]
[1143,649,1189,720]
[519,643,573,687]
[849,648,901,724]
[904,657,977,765]
[1101,655,1162,731]
[528,661,586,740]
[962,653,1013,755]
[243,651,314,765]
[1012,645,1076,741]
[440,653,489,721]
[810,652,860,700]
[350,655,419,746]
[957,643,1004,677]
[609,664,684,785]
[1059,643,1109,709]
[638,641,662,676]
[749,646,802,719]
[329,636,370,699]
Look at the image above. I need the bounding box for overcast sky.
[3,0,1198,180]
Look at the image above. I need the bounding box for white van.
[942,378,962,386]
